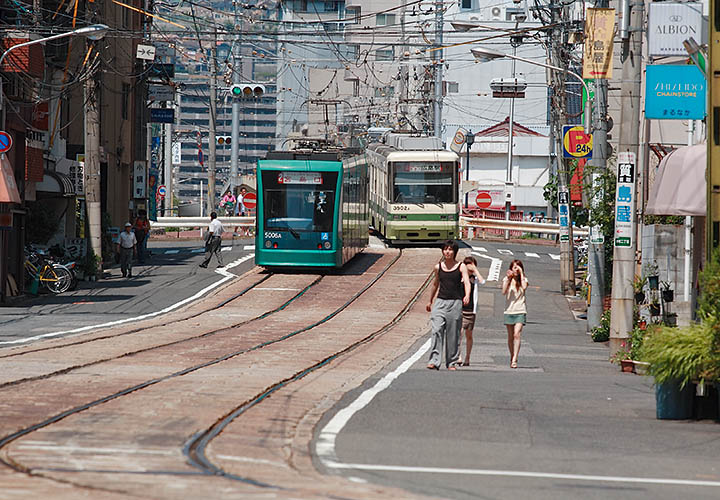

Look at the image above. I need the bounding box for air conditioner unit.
[491,6,503,20]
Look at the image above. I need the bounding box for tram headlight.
[323,241,331,249]
[264,240,272,248]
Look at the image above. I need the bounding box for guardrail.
[149,216,589,238]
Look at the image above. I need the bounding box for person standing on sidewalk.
[460,255,485,367]
[502,259,528,369]
[426,240,471,371]
[199,212,224,269]
[133,210,150,264]
[116,222,137,278]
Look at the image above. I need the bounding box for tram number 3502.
[265,232,283,239]
[392,205,410,211]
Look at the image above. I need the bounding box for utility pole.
[433,0,444,139]
[164,114,173,215]
[230,2,241,193]
[84,43,102,268]
[548,2,575,295]
[586,0,611,331]
[610,0,644,354]
[207,32,218,215]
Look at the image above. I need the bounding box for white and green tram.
[364,135,460,243]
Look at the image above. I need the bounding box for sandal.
[510,361,518,369]
[461,361,470,367]
[427,364,439,370]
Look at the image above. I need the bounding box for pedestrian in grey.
[425,240,471,370]
[116,222,137,278]
[199,212,224,268]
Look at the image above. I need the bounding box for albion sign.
[648,2,703,56]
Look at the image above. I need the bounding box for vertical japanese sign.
[558,189,570,242]
[148,136,161,221]
[614,152,636,247]
[583,8,615,79]
[133,161,146,199]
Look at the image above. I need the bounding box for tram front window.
[262,171,337,233]
[391,162,456,203]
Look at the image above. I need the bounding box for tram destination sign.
[277,172,323,184]
[395,163,448,173]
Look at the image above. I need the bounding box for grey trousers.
[119,247,133,275]
[201,236,224,266]
[428,298,463,368]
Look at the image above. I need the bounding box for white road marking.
[524,252,540,258]
[316,339,432,465]
[549,254,560,260]
[471,246,487,253]
[164,249,180,254]
[191,248,204,253]
[243,245,255,251]
[497,249,513,255]
[221,246,231,251]
[0,254,254,346]
[472,251,502,282]
[323,463,720,488]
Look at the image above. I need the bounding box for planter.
[649,303,661,316]
[662,289,674,303]
[664,315,678,327]
[633,361,650,375]
[655,379,694,420]
[648,275,659,290]
[634,292,645,304]
[637,320,647,330]
[620,359,634,373]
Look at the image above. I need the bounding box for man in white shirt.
[199,212,224,268]
[116,222,137,278]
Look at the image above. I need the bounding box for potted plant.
[610,342,634,372]
[632,274,647,304]
[644,261,660,290]
[649,297,661,316]
[661,280,674,303]
[590,309,611,342]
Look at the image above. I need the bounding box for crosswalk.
[471,246,560,263]
[158,245,251,255]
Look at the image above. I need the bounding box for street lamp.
[470,47,593,134]
[465,131,474,209]
[0,24,109,129]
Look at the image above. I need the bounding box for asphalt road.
[0,237,256,347]
[316,239,720,500]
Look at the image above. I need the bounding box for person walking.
[234,187,249,236]
[199,212,224,268]
[220,190,236,216]
[425,240,471,371]
[116,222,137,278]
[502,259,528,369]
[133,210,150,264]
[460,255,485,367]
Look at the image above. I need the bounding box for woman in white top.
[502,259,528,369]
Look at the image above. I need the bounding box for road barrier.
[150,216,254,229]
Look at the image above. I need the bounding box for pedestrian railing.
[150,216,255,229]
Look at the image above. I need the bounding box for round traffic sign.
[157,184,166,197]
[475,191,492,209]
[242,192,257,209]
[452,129,466,149]
[0,131,13,154]
[563,126,593,158]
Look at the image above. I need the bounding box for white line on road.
[315,336,720,491]
[221,246,231,251]
[323,463,720,488]
[471,246,487,253]
[243,245,255,251]
[316,339,432,465]
[191,248,204,253]
[472,252,502,282]
[549,254,560,260]
[524,252,540,258]
[0,254,254,347]
[497,249,514,255]
[164,249,180,254]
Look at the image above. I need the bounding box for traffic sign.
[0,131,13,153]
[562,125,593,159]
[450,127,467,154]
[157,184,166,197]
[475,191,492,209]
[242,192,257,209]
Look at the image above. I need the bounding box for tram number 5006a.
[265,232,283,239]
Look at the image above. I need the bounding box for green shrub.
[591,309,611,342]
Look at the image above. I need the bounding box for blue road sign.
[0,131,13,153]
[150,108,175,123]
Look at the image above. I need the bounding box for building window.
[446,81,459,93]
[461,0,472,9]
[375,14,396,26]
[122,83,130,120]
[346,5,360,23]
[346,44,359,60]
[375,49,393,61]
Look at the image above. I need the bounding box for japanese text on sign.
[277,172,323,184]
[614,152,636,248]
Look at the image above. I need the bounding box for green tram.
[254,150,369,269]
[362,134,460,243]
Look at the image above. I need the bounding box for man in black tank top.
[425,240,471,370]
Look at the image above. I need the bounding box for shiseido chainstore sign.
[647,2,703,56]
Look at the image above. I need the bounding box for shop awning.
[0,156,21,203]
[645,143,705,216]
[36,170,75,197]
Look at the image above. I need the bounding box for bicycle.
[24,248,73,294]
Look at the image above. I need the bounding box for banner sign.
[149,108,175,123]
[558,190,570,242]
[648,2,703,57]
[614,152,636,248]
[583,8,615,79]
[645,64,706,119]
[133,161,146,199]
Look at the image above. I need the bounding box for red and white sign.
[475,190,504,209]
[0,131,13,154]
[242,192,257,209]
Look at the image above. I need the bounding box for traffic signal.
[217,136,231,145]
[230,84,265,98]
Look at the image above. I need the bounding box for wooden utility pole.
[84,45,102,269]
[432,0,443,139]
[207,32,217,215]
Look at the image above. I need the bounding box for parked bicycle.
[24,246,73,294]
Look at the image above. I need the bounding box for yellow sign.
[583,8,615,79]
[563,125,593,159]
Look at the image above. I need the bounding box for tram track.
[0,249,413,496]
